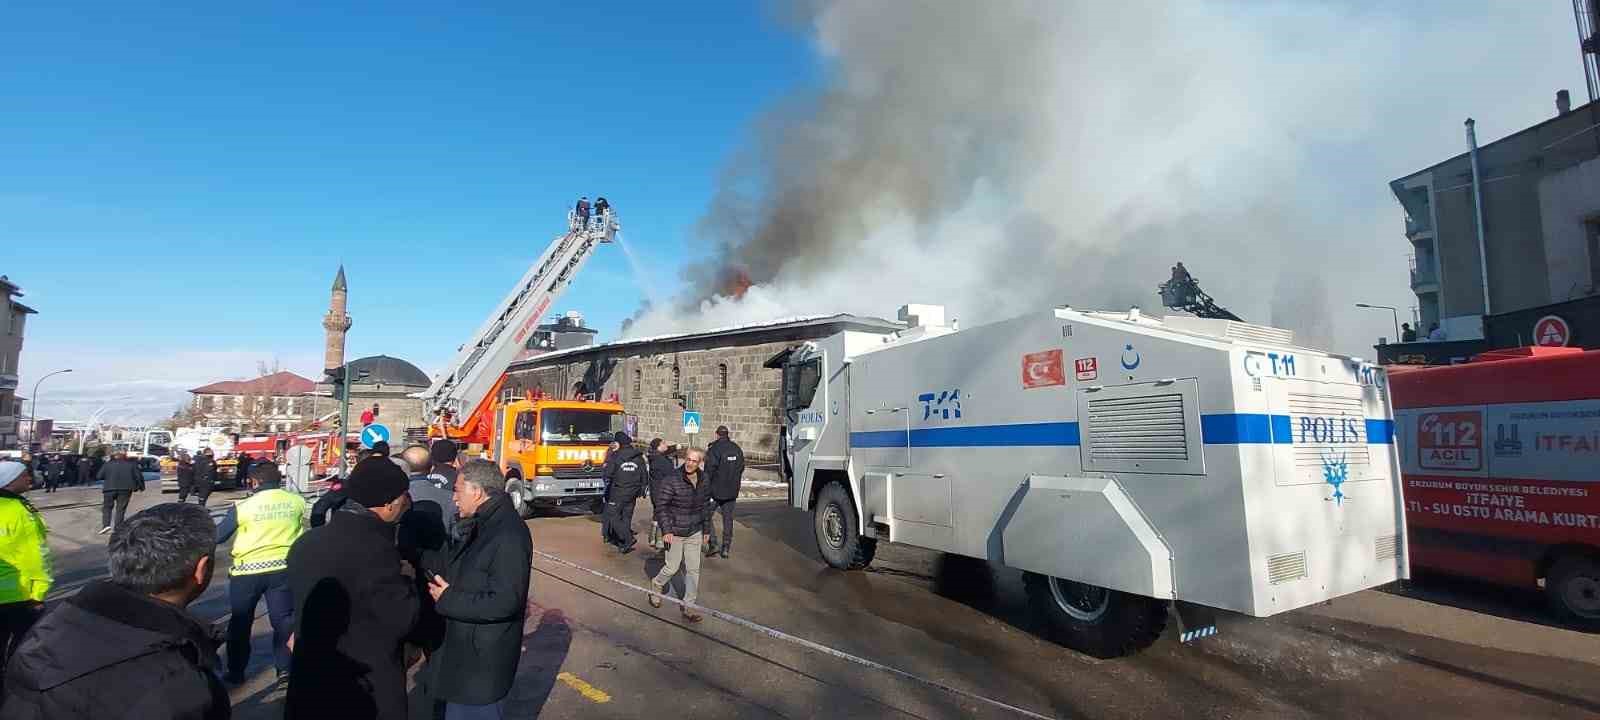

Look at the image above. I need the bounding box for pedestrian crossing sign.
[682,411,702,435]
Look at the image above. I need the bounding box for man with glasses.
[647,448,712,623]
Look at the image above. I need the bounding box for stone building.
[190,372,317,433]
[306,355,433,437]
[503,314,901,462]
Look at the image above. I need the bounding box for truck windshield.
[540,410,625,444]
[784,358,822,411]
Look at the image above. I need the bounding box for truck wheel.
[505,476,535,520]
[1547,555,1600,629]
[1024,572,1167,658]
[814,482,876,570]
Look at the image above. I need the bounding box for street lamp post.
[27,369,72,447]
[1356,303,1402,342]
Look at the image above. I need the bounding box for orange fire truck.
[423,207,624,517]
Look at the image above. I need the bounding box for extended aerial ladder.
[421,208,618,446]
[1158,265,1243,321]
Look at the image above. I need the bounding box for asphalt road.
[35,486,1600,719]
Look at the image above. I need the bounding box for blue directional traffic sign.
[682,411,702,435]
[361,423,391,449]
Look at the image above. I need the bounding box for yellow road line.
[556,671,611,703]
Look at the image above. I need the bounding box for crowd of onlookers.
[0,420,751,719]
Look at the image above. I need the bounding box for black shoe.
[620,542,636,555]
[719,546,730,559]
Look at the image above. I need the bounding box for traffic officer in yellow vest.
[0,460,50,662]
[215,462,306,685]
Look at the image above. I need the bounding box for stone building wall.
[305,386,428,437]
[505,340,792,463]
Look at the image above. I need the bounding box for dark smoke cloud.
[626,1,1581,355]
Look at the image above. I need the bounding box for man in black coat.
[649,448,712,622]
[75,454,93,487]
[2,503,229,718]
[43,456,62,494]
[175,450,196,501]
[192,449,217,505]
[703,426,746,558]
[645,439,678,551]
[601,432,646,553]
[422,459,532,717]
[96,452,143,535]
[285,457,418,720]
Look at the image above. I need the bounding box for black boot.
[719,539,730,559]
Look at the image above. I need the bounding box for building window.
[633,368,642,395]
[274,397,288,415]
[718,363,729,391]
[672,365,681,394]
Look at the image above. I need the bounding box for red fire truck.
[1390,346,1600,626]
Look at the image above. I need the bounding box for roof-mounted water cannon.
[898,303,947,328]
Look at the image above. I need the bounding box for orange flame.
[722,269,753,299]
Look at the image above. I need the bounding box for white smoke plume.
[624,1,1582,354]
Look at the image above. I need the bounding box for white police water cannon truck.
[769,304,1408,657]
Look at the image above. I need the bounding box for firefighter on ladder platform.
[1168,262,1195,304]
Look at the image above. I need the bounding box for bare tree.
[162,402,200,431]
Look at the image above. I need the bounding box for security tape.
[530,548,1060,720]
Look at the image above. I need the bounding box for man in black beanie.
[284,457,417,720]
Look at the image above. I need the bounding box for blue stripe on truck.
[848,413,1395,448]
[850,422,1081,448]
[1199,413,1287,444]
[1365,418,1396,444]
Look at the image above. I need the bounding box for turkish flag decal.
[1022,349,1066,389]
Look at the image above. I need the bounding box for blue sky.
[5,1,1591,426]
[4,2,816,423]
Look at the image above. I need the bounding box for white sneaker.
[98,526,112,535]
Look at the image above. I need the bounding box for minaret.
[322,265,352,371]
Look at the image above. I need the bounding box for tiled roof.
[190,371,316,396]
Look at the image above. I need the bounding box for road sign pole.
[338,373,350,478]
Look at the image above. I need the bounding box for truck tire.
[505,475,535,520]
[1547,555,1600,629]
[1023,572,1167,658]
[814,482,876,570]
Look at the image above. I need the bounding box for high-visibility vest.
[230,488,307,576]
[0,498,51,603]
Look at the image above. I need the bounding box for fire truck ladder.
[420,209,618,429]
[1158,276,1243,322]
